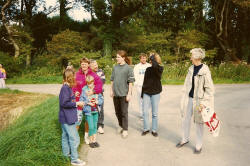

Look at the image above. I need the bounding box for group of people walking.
[58,48,215,166]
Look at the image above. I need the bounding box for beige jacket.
[180,64,214,123]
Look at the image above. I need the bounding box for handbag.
[201,106,221,137]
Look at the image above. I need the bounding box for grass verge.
[0,96,72,166]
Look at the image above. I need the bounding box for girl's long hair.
[117,50,131,65]
[63,68,76,88]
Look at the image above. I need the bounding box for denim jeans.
[142,93,160,132]
[61,123,80,162]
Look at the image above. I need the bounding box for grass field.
[0,89,85,166]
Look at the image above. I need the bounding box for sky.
[45,0,91,21]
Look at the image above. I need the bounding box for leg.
[86,114,95,137]
[142,93,151,131]
[182,97,193,143]
[113,97,122,128]
[76,110,83,128]
[195,123,204,150]
[98,102,104,128]
[151,94,160,133]
[63,123,80,162]
[120,96,129,131]
[93,112,99,135]
[136,85,143,117]
[61,124,70,156]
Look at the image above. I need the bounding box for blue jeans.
[142,93,160,132]
[61,123,80,162]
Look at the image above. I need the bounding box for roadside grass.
[5,63,250,84]
[0,94,85,166]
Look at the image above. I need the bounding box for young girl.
[110,50,135,138]
[80,75,103,148]
[59,68,86,166]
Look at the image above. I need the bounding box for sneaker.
[122,130,128,138]
[98,127,104,134]
[140,116,144,121]
[71,159,86,166]
[89,143,96,148]
[194,148,202,154]
[84,133,89,145]
[151,131,158,137]
[94,142,100,147]
[117,127,123,134]
[141,130,150,136]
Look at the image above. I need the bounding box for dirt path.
[6,84,250,166]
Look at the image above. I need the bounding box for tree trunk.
[1,0,20,58]
[59,0,67,29]
[215,0,241,63]
[103,39,112,57]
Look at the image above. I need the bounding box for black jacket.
[141,57,164,97]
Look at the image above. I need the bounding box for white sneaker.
[71,159,86,166]
[122,130,128,138]
[117,127,123,134]
[98,127,104,134]
[84,132,89,145]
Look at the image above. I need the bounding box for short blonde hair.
[149,52,162,64]
[190,48,205,59]
[86,75,94,85]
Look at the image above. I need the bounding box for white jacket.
[133,62,151,86]
[180,64,215,123]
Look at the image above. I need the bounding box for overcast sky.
[45,0,91,21]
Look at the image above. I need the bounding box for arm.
[100,70,106,84]
[110,81,114,97]
[97,94,104,106]
[150,56,163,78]
[133,65,139,85]
[93,73,103,94]
[199,70,214,107]
[126,67,135,101]
[59,87,77,108]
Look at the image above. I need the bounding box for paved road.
[7,84,250,166]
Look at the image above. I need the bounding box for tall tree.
[81,0,146,57]
[1,0,20,57]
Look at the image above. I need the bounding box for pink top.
[72,68,103,108]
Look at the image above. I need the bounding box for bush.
[0,52,23,78]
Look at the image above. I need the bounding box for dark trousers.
[98,103,104,128]
[113,96,128,131]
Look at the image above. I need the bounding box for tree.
[81,0,146,57]
[1,0,20,57]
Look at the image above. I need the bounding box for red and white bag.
[201,106,221,137]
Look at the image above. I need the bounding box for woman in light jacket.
[176,48,214,154]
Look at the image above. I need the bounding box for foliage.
[0,51,23,78]
[47,29,92,68]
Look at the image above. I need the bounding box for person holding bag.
[176,48,215,154]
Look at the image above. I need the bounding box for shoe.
[94,142,100,147]
[84,133,90,145]
[71,159,86,166]
[122,130,128,138]
[176,141,189,148]
[141,130,150,136]
[89,143,96,148]
[98,127,104,134]
[117,127,123,134]
[140,116,144,121]
[194,148,202,154]
[151,131,158,137]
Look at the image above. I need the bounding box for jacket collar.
[188,64,209,76]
